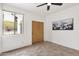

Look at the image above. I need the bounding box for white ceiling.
[4,3,79,16]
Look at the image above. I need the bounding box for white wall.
[0,4,44,52]
[45,4,79,50]
[0,4,3,53]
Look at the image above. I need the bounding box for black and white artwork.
[52,18,73,30]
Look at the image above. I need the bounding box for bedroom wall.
[0,4,44,52]
[0,4,2,53]
[45,4,79,50]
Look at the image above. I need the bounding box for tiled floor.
[1,41,79,56]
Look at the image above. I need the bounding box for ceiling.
[4,3,79,16]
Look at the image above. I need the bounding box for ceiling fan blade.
[51,3,63,6]
[47,5,50,11]
[37,3,47,7]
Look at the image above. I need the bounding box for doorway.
[32,21,44,44]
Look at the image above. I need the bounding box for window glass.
[14,14,23,34]
[3,11,14,35]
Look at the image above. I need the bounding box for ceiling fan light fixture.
[36,3,63,11]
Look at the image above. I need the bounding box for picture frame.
[52,18,73,30]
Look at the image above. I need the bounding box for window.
[3,11,24,35]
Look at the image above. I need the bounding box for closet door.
[32,21,44,44]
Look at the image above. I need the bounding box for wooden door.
[32,21,44,44]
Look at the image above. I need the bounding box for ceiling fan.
[36,3,63,11]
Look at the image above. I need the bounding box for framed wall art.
[52,18,73,30]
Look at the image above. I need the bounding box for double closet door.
[32,21,44,44]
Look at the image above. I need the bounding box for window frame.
[2,10,24,35]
